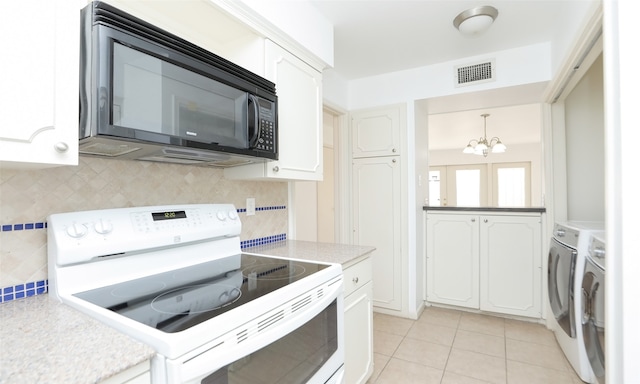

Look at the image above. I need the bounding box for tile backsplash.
[0,157,288,302]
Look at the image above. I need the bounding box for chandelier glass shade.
[463,113,506,157]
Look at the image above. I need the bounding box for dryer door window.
[548,238,577,337]
[581,258,605,383]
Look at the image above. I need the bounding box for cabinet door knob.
[272,166,279,172]
[54,142,69,153]
[392,148,397,153]
[471,218,476,222]
[392,159,397,163]
[484,219,488,223]
[352,277,359,284]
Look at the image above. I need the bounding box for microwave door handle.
[248,94,260,147]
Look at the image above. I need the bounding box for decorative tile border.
[240,233,287,249]
[236,205,286,213]
[1,280,48,303]
[1,222,47,232]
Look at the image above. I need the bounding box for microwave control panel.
[257,119,275,152]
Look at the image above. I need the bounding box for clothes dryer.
[548,221,603,383]
[581,231,605,384]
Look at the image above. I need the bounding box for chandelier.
[462,113,506,157]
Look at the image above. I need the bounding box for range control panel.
[48,204,241,266]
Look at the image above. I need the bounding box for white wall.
[346,43,551,111]
[414,101,430,312]
[237,0,334,66]
[603,1,640,382]
[564,54,605,222]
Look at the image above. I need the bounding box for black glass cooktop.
[74,254,329,333]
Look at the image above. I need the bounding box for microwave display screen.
[152,211,187,221]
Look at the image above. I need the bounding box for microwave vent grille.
[80,142,141,157]
[455,60,495,87]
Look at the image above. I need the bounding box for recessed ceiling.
[309,0,597,81]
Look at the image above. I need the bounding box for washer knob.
[66,223,88,238]
[216,211,227,221]
[228,210,238,220]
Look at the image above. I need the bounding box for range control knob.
[228,210,238,220]
[94,219,113,235]
[66,223,88,238]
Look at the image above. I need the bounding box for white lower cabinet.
[426,214,480,309]
[426,212,542,318]
[479,215,542,317]
[343,257,374,384]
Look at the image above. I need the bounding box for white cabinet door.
[352,156,401,310]
[225,40,322,181]
[480,215,542,317]
[426,213,480,309]
[351,104,403,158]
[344,280,373,384]
[0,0,79,168]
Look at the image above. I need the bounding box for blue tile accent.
[1,222,47,232]
[0,280,48,304]
[239,205,286,214]
[240,233,287,249]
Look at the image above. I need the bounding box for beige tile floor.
[367,306,584,384]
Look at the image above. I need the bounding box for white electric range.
[47,204,344,384]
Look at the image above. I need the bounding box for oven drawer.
[344,257,372,297]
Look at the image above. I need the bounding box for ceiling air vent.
[454,59,495,87]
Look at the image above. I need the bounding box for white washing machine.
[581,231,605,384]
[548,221,604,383]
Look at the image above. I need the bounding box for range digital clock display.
[152,211,187,221]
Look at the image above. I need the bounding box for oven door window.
[203,300,338,384]
[111,42,248,148]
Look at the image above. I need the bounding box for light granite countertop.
[0,294,154,384]
[243,240,375,268]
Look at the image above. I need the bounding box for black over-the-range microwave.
[79,1,278,167]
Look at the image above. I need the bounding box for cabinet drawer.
[343,257,372,297]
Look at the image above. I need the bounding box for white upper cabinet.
[225,40,323,181]
[351,105,403,158]
[0,0,79,168]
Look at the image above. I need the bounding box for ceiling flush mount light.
[453,5,499,36]
[463,113,506,157]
